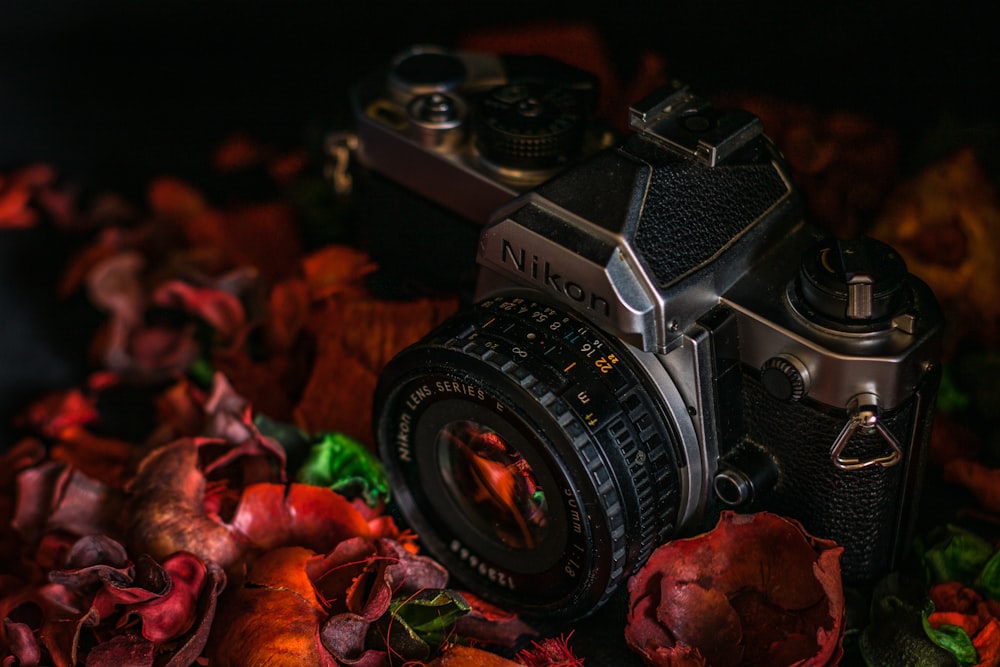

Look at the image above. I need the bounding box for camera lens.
[375,295,685,619]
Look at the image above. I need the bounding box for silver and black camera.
[354,46,944,620]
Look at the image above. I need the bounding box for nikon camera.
[352,46,944,621]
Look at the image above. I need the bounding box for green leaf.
[390,589,471,638]
[936,364,972,414]
[186,355,216,388]
[922,604,978,666]
[978,549,1000,601]
[295,432,390,507]
[923,525,994,586]
[370,589,472,662]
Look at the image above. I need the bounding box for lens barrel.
[374,295,683,619]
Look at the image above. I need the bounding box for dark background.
[2,1,997,184]
[1,2,997,662]
[4,0,995,438]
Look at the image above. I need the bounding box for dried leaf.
[376,589,471,661]
[859,594,957,666]
[125,437,246,568]
[151,279,247,342]
[293,338,378,444]
[923,526,996,586]
[229,482,382,554]
[944,459,1000,515]
[208,547,337,667]
[295,296,457,441]
[13,463,122,556]
[311,537,449,664]
[125,435,386,570]
[426,645,522,667]
[625,511,845,667]
[0,164,63,229]
[300,245,377,300]
[17,390,99,439]
[266,276,310,351]
[980,551,1000,602]
[49,426,133,488]
[149,177,302,281]
[452,591,536,649]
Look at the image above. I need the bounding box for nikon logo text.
[501,239,610,317]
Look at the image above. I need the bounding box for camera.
[355,46,944,620]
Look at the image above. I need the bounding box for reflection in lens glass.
[438,420,548,549]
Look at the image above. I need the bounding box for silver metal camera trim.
[652,323,726,527]
[475,167,803,348]
[352,46,613,226]
[722,297,939,411]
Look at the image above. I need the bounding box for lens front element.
[439,420,549,550]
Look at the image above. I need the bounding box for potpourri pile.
[3,22,1000,667]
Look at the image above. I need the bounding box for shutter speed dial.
[474,83,589,172]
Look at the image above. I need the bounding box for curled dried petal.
[626,511,845,667]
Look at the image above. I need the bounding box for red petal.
[928,611,985,637]
[160,563,226,667]
[13,464,120,551]
[2,618,43,667]
[127,552,207,643]
[973,618,1000,667]
[930,581,981,614]
[229,483,373,554]
[626,512,845,666]
[152,280,246,341]
[18,390,98,439]
[656,581,743,667]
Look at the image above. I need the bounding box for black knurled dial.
[474,83,588,170]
